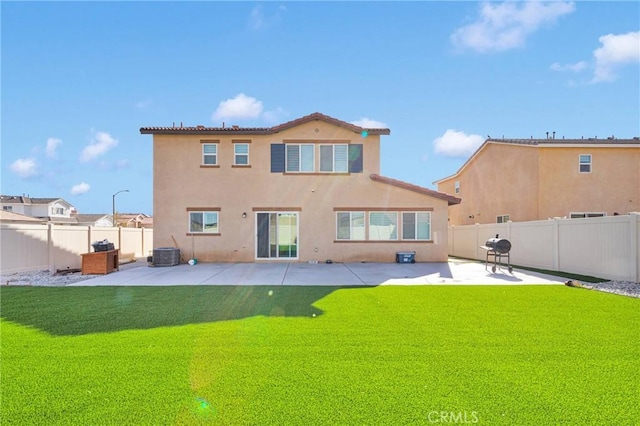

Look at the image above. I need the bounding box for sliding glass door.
[256,212,298,259]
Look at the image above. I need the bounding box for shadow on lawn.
[0,285,358,336]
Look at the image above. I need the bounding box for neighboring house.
[0,195,77,224]
[140,112,460,263]
[116,213,152,228]
[76,214,113,227]
[434,137,640,225]
[0,210,47,224]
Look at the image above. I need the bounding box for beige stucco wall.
[153,121,449,262]
[439,142,639,225]
[438,143,539,225]
[538,146,640,218]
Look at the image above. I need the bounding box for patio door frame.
[255,210,300,260]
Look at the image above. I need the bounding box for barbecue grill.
[480,234,513,273]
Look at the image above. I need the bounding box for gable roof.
[370,174,461,205]
[76,214,110,224]
[140,112,390,136]
[434,137,640,183]
[0,195,71,206]
[0,210,46,223]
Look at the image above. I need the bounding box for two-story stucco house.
[434,137,640,225]
[141,112,460,263]
[0,196,77,224]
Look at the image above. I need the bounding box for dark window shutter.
[348,144,363,173]
[271,144,285,172]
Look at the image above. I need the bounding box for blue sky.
[2,1,639,216]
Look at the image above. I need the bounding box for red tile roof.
[370,174,461,205]
[140,112,390,135]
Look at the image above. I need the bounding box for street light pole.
[112,190,130,227]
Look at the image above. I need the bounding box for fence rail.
[448,213,639,282]
[1,224,153,274]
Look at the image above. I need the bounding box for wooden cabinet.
[81,250,119,275]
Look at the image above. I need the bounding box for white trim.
[496,214,510,223]
[233,142,250,165]
[578,153,592,173]
[202,143,218,165]
[401,211,432,241]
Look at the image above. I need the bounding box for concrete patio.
[69,258,566,286]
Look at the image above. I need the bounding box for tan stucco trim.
[186,207,221,211]
[186,233,222,237]
[200,165,220,168]
[334,240,434,244]
[251,207,302,212]
[333,207,434,211]
[283,139,352,144]
[231,165,252,168]
[232,139,252,143]
[200,139,220,143]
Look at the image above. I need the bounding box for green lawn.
[1,285,638,425]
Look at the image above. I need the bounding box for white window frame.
[569,212,606,219]
[189,211,219,233]
[497,214,510,223]
[336,211,366,241]
[234,143,250,165]
[286,144,315,172]
[368,212,398,241]
[320,144,349,173]
[454,181,460,194]
[401,212,431,241]
[2,206,12,212]
[579,154,592,173]
[202,143,218,166]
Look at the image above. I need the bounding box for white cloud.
[80,131,119,163]
[70,182,91,195]
[451,1,575,53]
[592,31,640,83]
[433,130,485,157]
[350,118,388,128]
[212,94,264,122]
[263,107,289,125]
[46,137,62,158]
[10,158,39,178]
[248,4,286,30]
[550,61,588,73]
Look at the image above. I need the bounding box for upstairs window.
[579,154,591,173]
[570,212,606,219]
[202,144,218,165]
[2,206,13,211]
[320,144,348,173]
[234,143,249,165]
[454,181,460,194]
[286,144,315,172]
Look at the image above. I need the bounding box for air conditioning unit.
[153,248,180,266]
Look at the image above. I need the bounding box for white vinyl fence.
[1,224,153,274]
[448,213,640,282]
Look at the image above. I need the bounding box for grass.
[1,285,639,425]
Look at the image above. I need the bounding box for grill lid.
[485,234,512,254]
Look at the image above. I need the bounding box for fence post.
[552,218,560,271]
[47,223,55,274]
[629,213,639,282]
